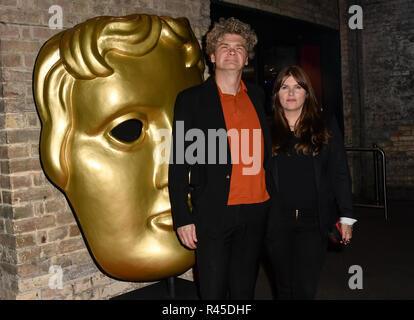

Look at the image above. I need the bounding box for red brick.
[35,0,71,11]
[1,175,11,189]
[2,69,33,82]
[33,201,45,216]
[16,263,40,278]
[0,8,42,25]
[0,131,7,144]
[0,23,20,39]
[1,245,17,264]
[0,39,42,55]
[0,54,22,67]
[30,143,40,158]
[0,115,5,130]
[7,145,30,159]
[13,204,34,219]
[30,26,58,40]
[32,172,47,186]
[1,263,18,279]
[35,215,56,230]
[8,158,41,173]
[55,210,75,225]
[0,146,8,159]
[69,224,81,237]
[48,226,68,241]
[58,238,85,254]
[5,113,25,128]
[45,199,64,213]
[0,206,13,219]
[39,242,57,259]
[21,26,31,40]
[7,129,40,144]
[40,284,73,300]
[1,0,18,6]
[0,234,16,248]
[16,233,36,248]
[13,218,37,233]
[52,254,73,269]
[10,175,32,189]
[36,230,47,244]
[12,186,49,203]
[4,98,33,113]
[1,160,10,174]
[24,54,36,68]
[2,190,12,204]
[26,113,40,128]
[16,247,41,264]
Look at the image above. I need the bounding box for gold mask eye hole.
[110,119,143,143]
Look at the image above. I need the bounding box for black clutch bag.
[327,221,342,244]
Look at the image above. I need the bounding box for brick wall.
[219,0,340,29]
[361,0,414,200]
[338,0,414,200]
[0,0,210,300]
[338,0,365,196]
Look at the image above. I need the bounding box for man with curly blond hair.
[169,17,273,299]
[205,17,258,60]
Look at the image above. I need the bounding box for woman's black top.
[274,132,318,211]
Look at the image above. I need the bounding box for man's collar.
[240,80,247,92]
[216,79,248,97]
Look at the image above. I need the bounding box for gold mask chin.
[33,14,204,281]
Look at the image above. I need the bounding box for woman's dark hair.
[271,65,330,156]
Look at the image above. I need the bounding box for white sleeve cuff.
[340,217,357,225]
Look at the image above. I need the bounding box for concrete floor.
[255,201,414,300]
[113,201,414,300]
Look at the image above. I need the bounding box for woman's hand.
[341,224,353,245]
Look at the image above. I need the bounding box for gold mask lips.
[33,14,204,281]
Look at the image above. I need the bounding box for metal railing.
[346,144,388,221]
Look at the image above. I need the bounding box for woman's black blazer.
[269,116,355,236]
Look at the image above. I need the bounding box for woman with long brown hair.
[266,65,356,299]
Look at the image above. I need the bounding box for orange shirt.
[217,80,270,205]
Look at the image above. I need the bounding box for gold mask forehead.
[33,14,204,281]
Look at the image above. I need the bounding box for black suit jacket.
[168,77,273,231]
[269,116,355,236]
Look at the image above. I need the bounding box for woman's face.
[278,75,307,113]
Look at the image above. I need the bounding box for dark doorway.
[210,1,344,133]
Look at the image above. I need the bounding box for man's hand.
[177,224,198,249]
[340,224,353,245]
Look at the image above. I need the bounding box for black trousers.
[195,200,270,300]
[266,209,327,300]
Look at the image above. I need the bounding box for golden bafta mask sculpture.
[33,14,204,281]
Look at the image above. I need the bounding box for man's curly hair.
[206,17,258,60]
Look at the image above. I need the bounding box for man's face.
[67,44,202,280]
[210,33,248,72]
